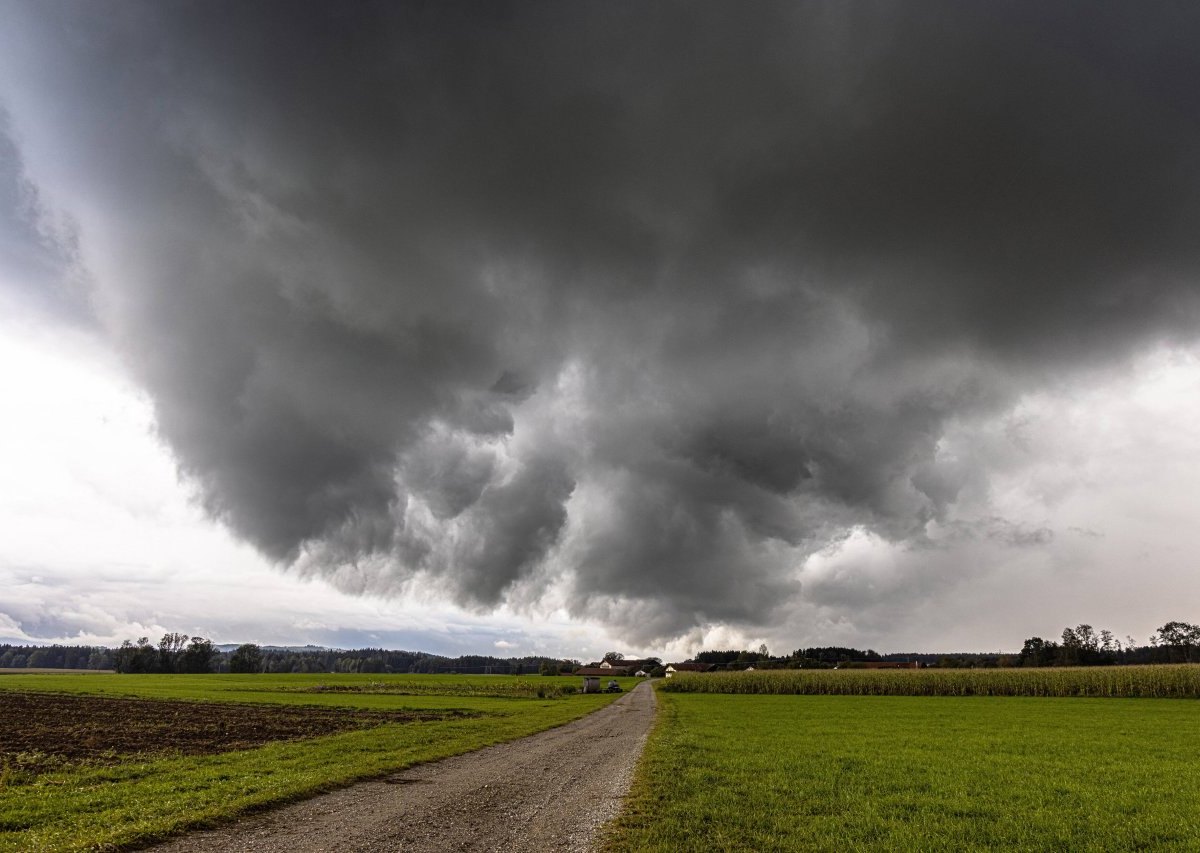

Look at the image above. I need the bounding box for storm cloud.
[2,2,1200,645]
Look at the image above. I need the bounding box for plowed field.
[0,692,466,767]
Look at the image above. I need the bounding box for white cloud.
[789,346,1200,652]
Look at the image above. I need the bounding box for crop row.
[658,664,1200,698]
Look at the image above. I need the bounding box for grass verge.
[606,691,1200,851]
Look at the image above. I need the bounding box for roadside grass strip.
[0,674,626,852]
[659,664,1200,698]
[607,692,1200,851]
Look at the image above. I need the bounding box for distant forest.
[698,621,1200,669]
[1,620,1197,673]
[0,635,579,676]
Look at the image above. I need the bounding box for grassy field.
[0,669,113,675]
[0,671,595,709]
[607,690,1200,851]
[660,664,1200,698]
[0,672,633,852]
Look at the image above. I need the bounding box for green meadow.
[607,689,1200,851]
[0,672,631,852]
[0,671,591,709]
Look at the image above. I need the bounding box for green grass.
[607,691,1200,851]
[0,669,113,675]
[661,664,1200,698]
[0,673,630,851]
[0,672,636,712]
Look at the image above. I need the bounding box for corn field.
[659,665,1200,698]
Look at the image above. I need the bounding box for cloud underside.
[2,2,1200,643]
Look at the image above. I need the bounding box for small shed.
[582,676,600,693]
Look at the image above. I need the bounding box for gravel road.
[146,681,657,853]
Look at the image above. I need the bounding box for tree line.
[686,621,1200,670]
[3,620,1198,673]
[1016,622,1200,667]
[114,634,218,673]
[0,644,114,670]
[110,635,577,675]
[0,637,579,675]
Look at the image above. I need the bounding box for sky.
[1,2,1199,659]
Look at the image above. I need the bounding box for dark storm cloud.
[3,1,1199,643]
[0,110,91,325]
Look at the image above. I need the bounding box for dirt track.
[147,681,657,853]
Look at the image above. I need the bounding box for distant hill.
[214,644,331,653]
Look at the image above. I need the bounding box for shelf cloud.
[2,2,1199,646]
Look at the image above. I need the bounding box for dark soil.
[0,692,468,765]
